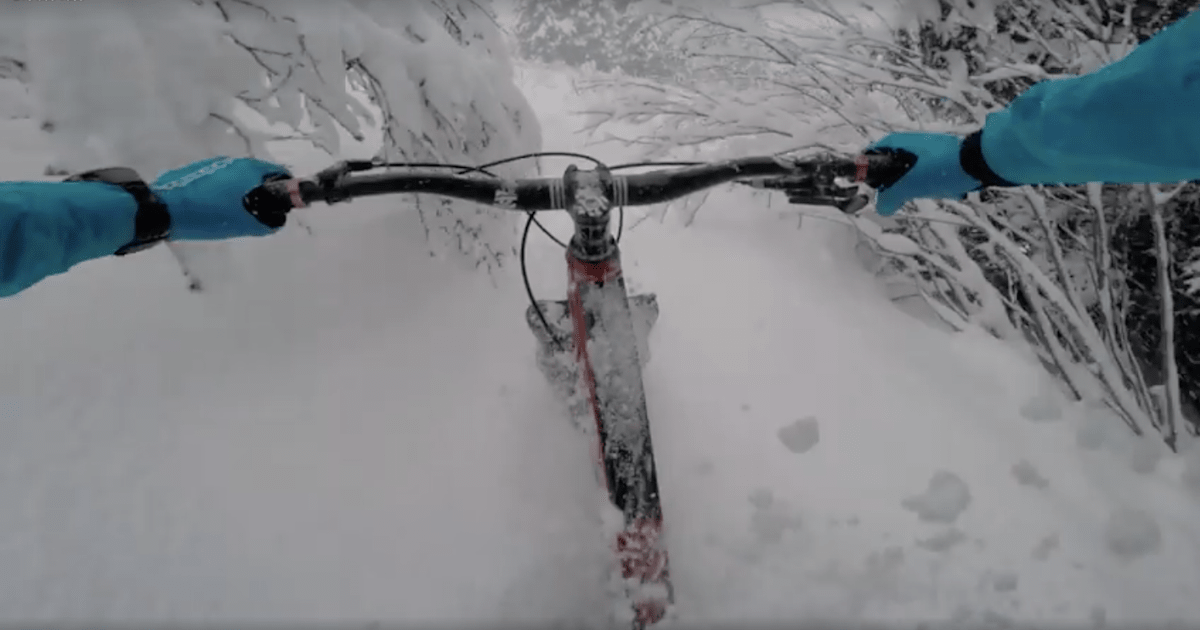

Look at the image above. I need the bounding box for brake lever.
[781,191,871,214]
[741,175,868,214]
[839,194,871,214]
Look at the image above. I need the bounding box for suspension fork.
[525,164,673,628]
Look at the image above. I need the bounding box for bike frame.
[247,150,913,629]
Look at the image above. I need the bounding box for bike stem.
[562,163,619,261]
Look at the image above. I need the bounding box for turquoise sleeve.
[981,10,1200,186]
[0,182,137,297]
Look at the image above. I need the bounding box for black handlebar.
[243,149,918,222]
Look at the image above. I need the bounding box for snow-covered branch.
[5,0,540,286]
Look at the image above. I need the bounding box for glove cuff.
[960,130,1018,188]
[65,167,171,255]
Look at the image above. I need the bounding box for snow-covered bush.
[2,0,540,284]
[893,0,1200,447]
[575,0,1199,447]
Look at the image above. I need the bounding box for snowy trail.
[0,117,607,622]
[0,65,1198,625]
[622,208,1200,622]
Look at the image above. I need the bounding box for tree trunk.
[1148,184,1181,450]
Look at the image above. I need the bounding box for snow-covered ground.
[1,64,1200,626]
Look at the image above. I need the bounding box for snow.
[1011,460,1051,489]
[901,471,973,524]
[2,53,1200,627]
[1020,388,1065,423]
[983,569,1019,593]
[1104,509,1163,560]
[777,416,820,455]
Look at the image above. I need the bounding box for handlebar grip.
[855,148,918,190]
[243,177,312,228]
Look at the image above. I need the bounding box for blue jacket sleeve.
[981,10,1200,186]
[0,182,137,297]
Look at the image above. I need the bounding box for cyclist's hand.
[867,132,981,216]
[152,156,292,241]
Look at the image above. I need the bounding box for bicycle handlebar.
[243,150,918,221]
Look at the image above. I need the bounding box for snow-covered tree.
[576,0,1200,447]
[1,0,540,286]
[512,0,679,79]
[894,0,1200,445]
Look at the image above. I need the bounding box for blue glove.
[868,133,982,216]
[151,156,291,241]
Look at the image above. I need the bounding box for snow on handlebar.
[242,150,917,221]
